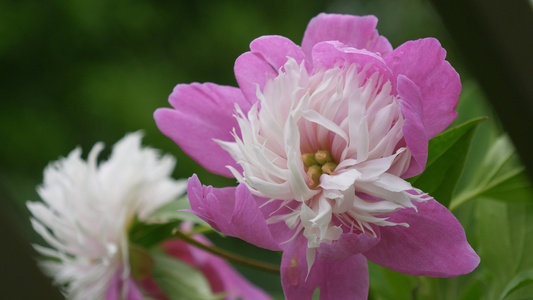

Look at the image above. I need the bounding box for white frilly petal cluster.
[27,132,187,300]
[218,58,429,269]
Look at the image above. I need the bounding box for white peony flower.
[27,132,186,300]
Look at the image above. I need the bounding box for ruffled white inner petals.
[219,58,429,268]
[27,132,187,300]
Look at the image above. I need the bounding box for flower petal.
[281,236,369,300]
[197,256,272,300]
[280,237,318,300]
[250,35,308,73]
[163,239,271,300]
[154,83,250,177]
[315,254,368,300]
[105,271,143,300]
[104,273,120,300]
[363,199,480,277]
[397,75,428,178]
[235,35,307,103]
[125,277,144,300]
[318,231,380,262]
[234,52,276,105]
[385,38,460,139]
[302,13,393,62]
[135,277,167,300]
[311,41,393,83]
[186,175,282,251]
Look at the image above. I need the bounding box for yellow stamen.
[301,153,317,167]
[307,165,322,189]
[315,150,333,165]
[301,149,338,188]
[321,162,338,175]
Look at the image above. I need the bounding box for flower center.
[218,58,429,269]
[301,150,338,189]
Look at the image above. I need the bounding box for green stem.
[173,230,280,274]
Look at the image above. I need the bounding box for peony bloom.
[27,132,269,300]
[155,13,480,299]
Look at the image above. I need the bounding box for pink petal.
[105,273,120,300]
[302,13,393,62]
[397,75,429,178]
[385,38,460,139]
[154,83,250,177]
[318,231,380,262]
[135,277,168,300]
[163,239,271,300]
[234,52,276,105]
[315,254,369,300]
[197,257,271,300]
[363,199,480,277]
[249,35,309,73]
[235,35,307,103]
[105,270,144,300]
[186,174,282,251]
[311,41,394,84]
[281,236,369,300]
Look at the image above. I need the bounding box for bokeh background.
[1,0,532,299]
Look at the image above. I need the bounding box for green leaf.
[128,219,180,249]
[128,197,217,249]
[149,196,211,228]
[476,199,533,299]
[408,117,486,208]
[150,249,223,300]
[368,261,419,300]
[457,278,484,300]
[500,269,533,300]
[451,135,533,210]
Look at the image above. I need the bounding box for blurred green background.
[1,0,531,299]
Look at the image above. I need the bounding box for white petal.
[320,169,361,191]
[27,132,186,299]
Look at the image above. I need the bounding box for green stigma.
[301,150,338,189]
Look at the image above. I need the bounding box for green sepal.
[128,218,181,249]
[149,196,211,228]
[149,248,224,300]
[129,244,154,280]
[128,196,216,249]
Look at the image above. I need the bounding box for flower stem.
[173,230,280,274]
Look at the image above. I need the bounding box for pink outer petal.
[385,38,460,139]
[363,199,480,277]
[186,174,282,251]
[235,35,308,104]
[302,13,393,62]
[154,83,250,178]
[105,270,144,300]
[281,236,369,300]
[398,75,429,178]
[318,231,380,262]
[311,41,394,84]
[163,239,271,300]
[136,277,168,300]
[249,35,309,73]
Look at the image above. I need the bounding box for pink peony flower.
[155,13,480,299]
